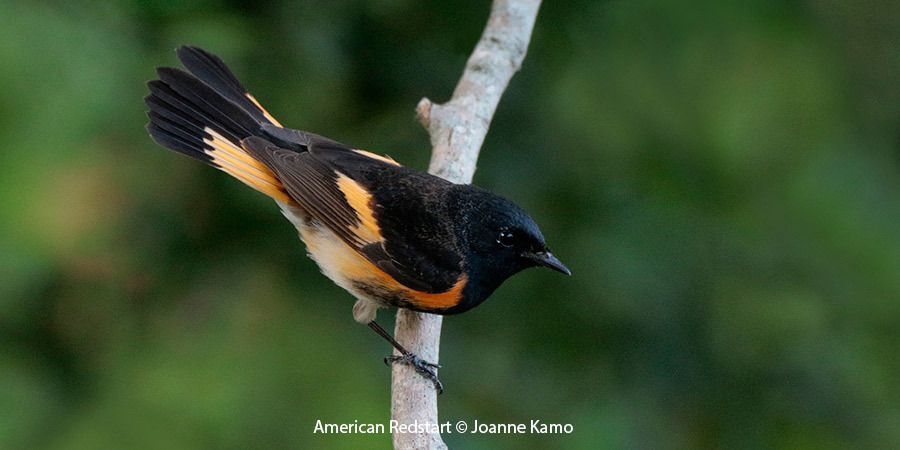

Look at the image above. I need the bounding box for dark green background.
[1,0,899,448]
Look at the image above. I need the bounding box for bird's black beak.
[523,251,572,276]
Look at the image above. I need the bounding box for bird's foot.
[385,353,444,394]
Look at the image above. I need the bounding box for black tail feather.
[146,121,213,163]
[155,67,259,137]
[145,90,206,137]
[145,46,292,202]
[145,67,260,164]
[176,45,278,126]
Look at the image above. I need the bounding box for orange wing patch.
[335,173,382,244]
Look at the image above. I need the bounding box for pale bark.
[390,1,542,448]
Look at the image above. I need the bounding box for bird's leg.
[367,321,443,394]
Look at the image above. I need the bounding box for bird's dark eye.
[497,229,515,247]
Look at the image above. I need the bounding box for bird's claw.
[385,353,444,394]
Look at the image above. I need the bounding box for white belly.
[277,201,383,323]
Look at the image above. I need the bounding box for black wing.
[241,135,463,293]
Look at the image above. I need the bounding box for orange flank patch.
[353,149,400,166]
[335,173,382,244]
[300,223,466,311]
[202,127,292,203]
[404,274,468,310]
[245,93,283,127]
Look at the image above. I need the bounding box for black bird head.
[454,187,570,308]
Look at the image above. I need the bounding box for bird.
[144,46,570,393]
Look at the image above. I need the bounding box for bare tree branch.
[391,1,542,448]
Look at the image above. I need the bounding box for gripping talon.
[385,353,444,394]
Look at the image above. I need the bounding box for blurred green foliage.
[1,0,899,448]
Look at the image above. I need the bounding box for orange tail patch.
[202,127,292,203]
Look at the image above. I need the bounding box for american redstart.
[145,46,570,393]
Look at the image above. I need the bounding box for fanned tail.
[175,45,283,127]
[144,47,291,203]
